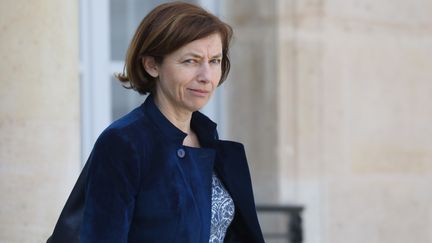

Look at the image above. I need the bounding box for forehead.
[174,33,222,56]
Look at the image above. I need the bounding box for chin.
[187,101,207,112]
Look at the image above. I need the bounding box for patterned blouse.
[209,173,235,243]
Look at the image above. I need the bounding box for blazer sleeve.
[79,129,141,243]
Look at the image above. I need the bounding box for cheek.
[213,68,222,84]
[162,69,185,88]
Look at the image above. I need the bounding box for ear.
[142,56,159,78]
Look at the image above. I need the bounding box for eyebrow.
[183,52,222,59]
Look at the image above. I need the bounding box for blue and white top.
[209,173,235,243]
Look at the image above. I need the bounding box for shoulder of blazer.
[47,104,153,243]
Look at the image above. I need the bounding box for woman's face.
[147,33,223,114]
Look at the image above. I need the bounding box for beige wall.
[0,1,80,242]
[225,0,432,242]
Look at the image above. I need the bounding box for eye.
[210,58,222,65]
[183,59,197,64]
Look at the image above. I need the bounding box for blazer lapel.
[214,141,264,242]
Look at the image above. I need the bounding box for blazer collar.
[142,94,218,147]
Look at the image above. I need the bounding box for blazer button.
[177,148,186,158]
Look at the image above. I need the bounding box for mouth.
[187,88,210,97]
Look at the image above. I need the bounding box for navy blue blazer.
[48,95,264,243]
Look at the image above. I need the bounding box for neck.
[153,93,193,134]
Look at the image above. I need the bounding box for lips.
[188,88,210,97]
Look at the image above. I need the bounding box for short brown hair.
[116,1,233,95]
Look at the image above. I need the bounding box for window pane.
[110,0,197,61]
[111,76,146,121]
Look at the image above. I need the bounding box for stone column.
[222,0,280,204]
[319,1,432,242]
[278,0,432,243]
[0,1,80,242]
[224,0,432,242]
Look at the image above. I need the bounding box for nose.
[197,62,211,83]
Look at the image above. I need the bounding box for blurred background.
[1,0,432,242]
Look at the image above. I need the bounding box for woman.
[48,2,264,243]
